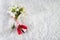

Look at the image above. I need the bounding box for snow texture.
[0,0,60,40]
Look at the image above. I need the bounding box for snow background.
[0,0,60,40]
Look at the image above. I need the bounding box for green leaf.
[12,24,15,29]
[15,11,21,19]
[11,8,16,13]
[19,8,23,12]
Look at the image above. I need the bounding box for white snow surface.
[0,0,60,40]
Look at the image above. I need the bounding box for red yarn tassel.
[17,24,27,35]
